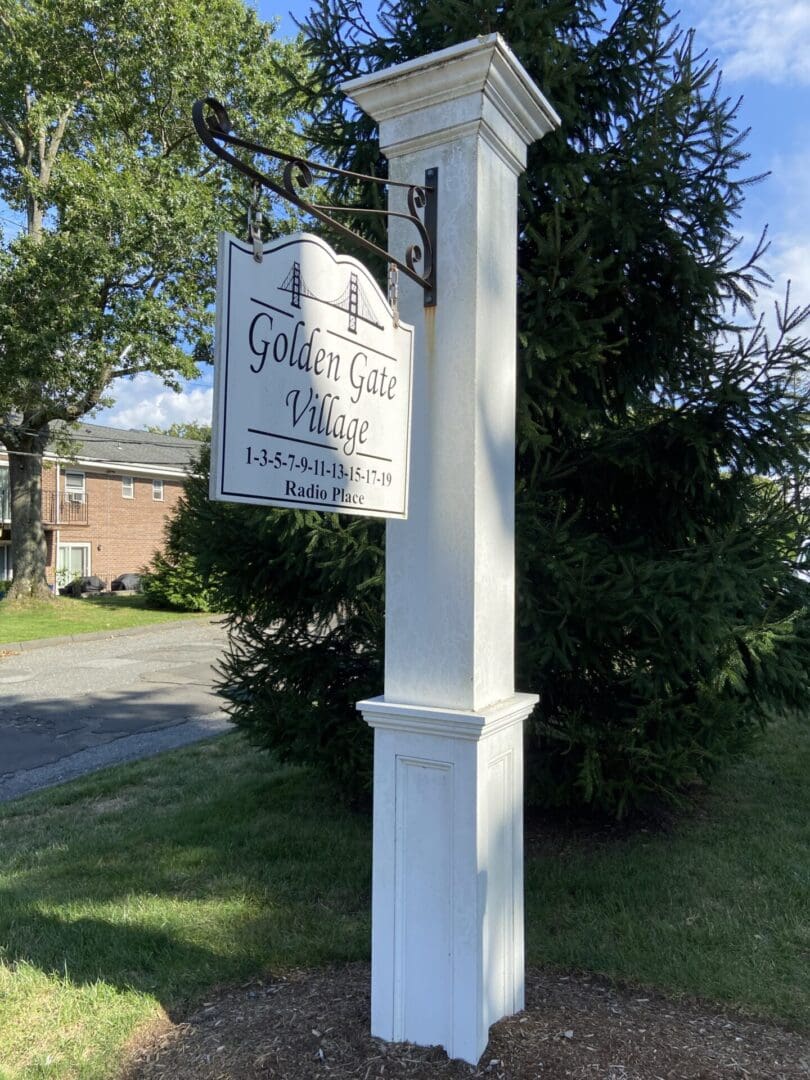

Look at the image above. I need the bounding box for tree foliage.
[146,421,212,441]
[142,544,218,612]
[165,445,383,793]
[180,0,810,816]
[0,0,306,595]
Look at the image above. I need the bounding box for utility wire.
[0,214,24,230]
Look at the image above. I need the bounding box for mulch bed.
[123,964,809,1079]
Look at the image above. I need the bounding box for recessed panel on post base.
[210,232,414,520]
[394,755,453,1045]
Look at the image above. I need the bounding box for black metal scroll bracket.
[192,98,437,307]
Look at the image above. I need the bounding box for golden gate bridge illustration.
[278,261,384,333]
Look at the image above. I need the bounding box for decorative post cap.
[343,34,560,170]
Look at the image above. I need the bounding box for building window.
[65,470,86,504]
[152,479,164,501]
[0,543,11,581]
[122,476,134,499]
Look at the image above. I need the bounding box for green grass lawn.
[0,738,372,1079]
[525,711,810,1029]
[0,716,807,1079]
[0,594,202,644]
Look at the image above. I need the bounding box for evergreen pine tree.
[189,0,810,815]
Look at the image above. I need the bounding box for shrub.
[173,447,381,794]
[140,550,216,612]
[141,465,223,613]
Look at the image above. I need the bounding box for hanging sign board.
[210,232,414,519]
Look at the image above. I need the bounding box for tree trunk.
[5,429,52,601]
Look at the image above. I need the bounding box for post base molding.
[357,692,539,741]
[357,692,538,1065]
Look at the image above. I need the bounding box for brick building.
[0,423,200,588]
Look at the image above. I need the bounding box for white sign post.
[346,36,560,1064]
[210,232,413,519]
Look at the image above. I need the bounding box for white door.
[57,544,90,587]
[0,465,9,522]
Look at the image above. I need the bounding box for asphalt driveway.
[0,619,232,802]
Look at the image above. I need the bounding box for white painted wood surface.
[348,35,559,1065]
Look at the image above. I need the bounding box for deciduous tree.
[146,421,212,441]
[0,0,305,597]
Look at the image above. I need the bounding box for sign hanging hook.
[192,99,437,304]
[247,181,264,262]
[388,262,400,327]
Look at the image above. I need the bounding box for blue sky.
[95,0,810,430]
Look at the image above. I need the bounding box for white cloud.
[92,372,214,431]
[732,237,810,347]
[724,140,810,337]
[755,149,810,306]
[761,239,810,325]
[692,0,810,84]
[768,150,810,233]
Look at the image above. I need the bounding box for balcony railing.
[42,492,89,526]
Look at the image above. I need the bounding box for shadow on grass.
[1,910,218,996]
[0,741,372,1010]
